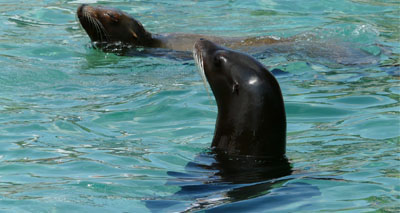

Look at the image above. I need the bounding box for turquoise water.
[1,0,399,212]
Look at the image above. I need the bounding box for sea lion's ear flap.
[232,82,239,95]
[130,30,138,40]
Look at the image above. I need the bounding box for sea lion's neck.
[144,33,163,47]
[147,33,225,51]
[130,30,162,48]
[212,90,286,158]
[133,33,171,49]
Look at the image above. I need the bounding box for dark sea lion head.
[193,39,287,158]
[77,4,152,47]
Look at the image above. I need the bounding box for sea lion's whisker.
[92,18,104,42]
[84,11,106,43]
[83,12,97,36]
[89,15,104,42]
[193,49,212,102]
[94,18,110,42]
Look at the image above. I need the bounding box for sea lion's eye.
[214,56,221,66]
[214,54,226,67]
[106,13,119,23]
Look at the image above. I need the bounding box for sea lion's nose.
[77,4,88,16]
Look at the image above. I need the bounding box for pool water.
[0,0,399,212]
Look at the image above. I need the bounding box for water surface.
[0,0,399,212]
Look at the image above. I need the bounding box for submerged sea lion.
[77,4,378,65]
[76,4,284,52]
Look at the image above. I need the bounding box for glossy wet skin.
[194,39,286,158]
[77,4,151,46]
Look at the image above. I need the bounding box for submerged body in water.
[146,151,322,212]
[77,4,379,65]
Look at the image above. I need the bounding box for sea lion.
[76,4,380,65]
[145,39,294,211]
[194,38,287,158]
[77,4,378,65]
[76,4,283,52]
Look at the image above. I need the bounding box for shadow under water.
[145,151,321,212]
